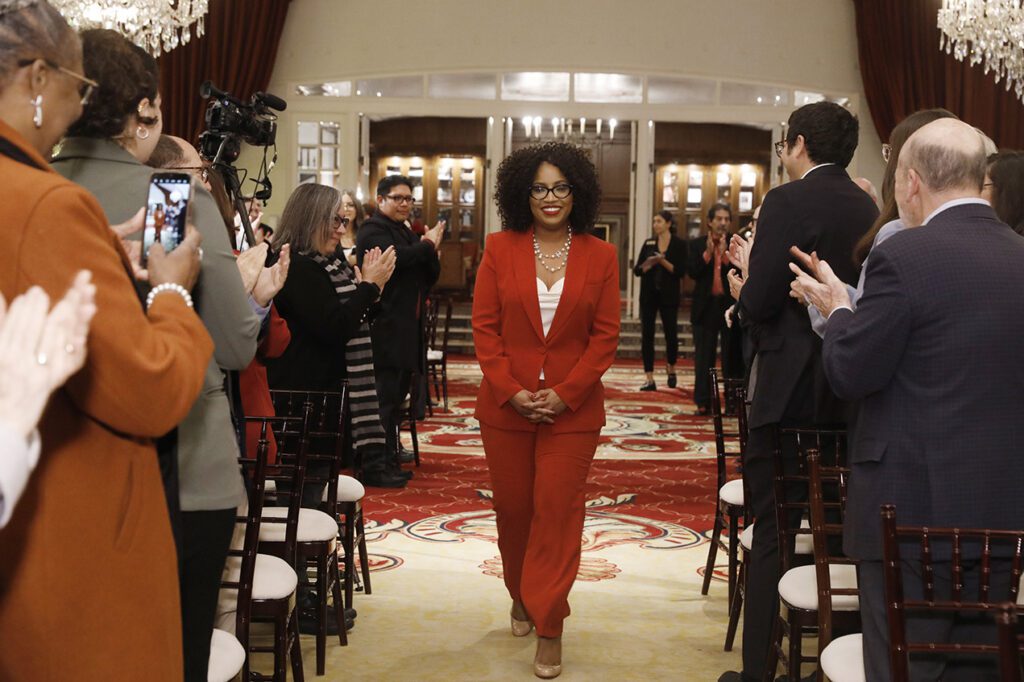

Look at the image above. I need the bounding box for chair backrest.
[881,504,1024,680]
[807,448,857,658]
[256,404,312,565]
[227,414,309,643]
[773,427,848,572]
[269,387,349,512]
[709,368,746,494]
[424,296,441,349]
[995,602,1023,682]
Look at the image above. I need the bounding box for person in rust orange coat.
[0,3,212,680]
[473,142,620,679]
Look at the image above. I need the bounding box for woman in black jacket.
[267,183,406,488]
[632,210,687,390]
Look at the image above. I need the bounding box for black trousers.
[375,365,412,468]
[639,294,679,373]
[692,307,743,407]
[858,558,1013,682]
[180,508,236,682]
[740,426,806,679]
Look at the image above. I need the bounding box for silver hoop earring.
[136,125,150,140]
[31,95,43,128]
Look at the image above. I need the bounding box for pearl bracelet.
[146,283,194,310]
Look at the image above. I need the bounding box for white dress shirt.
[0,424,41,528]
[537,277,564,379]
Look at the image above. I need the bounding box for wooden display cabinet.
[654,162,767,239]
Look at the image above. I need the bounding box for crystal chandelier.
[937,0,1024,102]
[51,0,209,56]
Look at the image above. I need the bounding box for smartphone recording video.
[142,172,194,266]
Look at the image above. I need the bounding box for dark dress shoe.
[361,470,408,488]
[695,405,710,416]
[639,381,657,391]
[717,672,758,682]
[397,447,416,464]
[299,610,353,635]
[667,373,678,388]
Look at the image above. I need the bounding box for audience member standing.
[687,203,740,415]
[0,4,212,678]
[718,102,878,682]
[473,142,620,678]
[633,210,686,391]
[793,118,1024,681]
[356,175,444,476]
[983,151,1024,234]
[50,29,266,682]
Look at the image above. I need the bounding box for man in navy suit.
[792,118,1024,681]
[719,102,877,682]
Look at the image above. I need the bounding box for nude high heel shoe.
[533,636,562,679]
[510,601,533,637]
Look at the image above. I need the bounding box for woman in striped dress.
[267,184,406,488]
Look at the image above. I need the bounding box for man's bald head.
[166,135,204,168]
[900,119,987,194]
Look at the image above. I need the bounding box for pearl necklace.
[534,232,572,273]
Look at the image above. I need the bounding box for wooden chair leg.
[343,505,356,608]
[357,510,372,595]
[441,361,448,412]
[329,552,348,646]
[702,510,725,595]
[315,554,328,675]
[274,610,288,682]
[410,415,420,467]
[288,607,305,682]
[727,513,740,608]
[724,551,745,651]
[786,608,803,682]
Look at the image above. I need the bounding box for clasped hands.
[788,245,851,318]
[510,388,567,425]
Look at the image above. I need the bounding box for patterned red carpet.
[363,356,720,530]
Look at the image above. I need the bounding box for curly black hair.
[494,142,601,233]
[66,28,159,139]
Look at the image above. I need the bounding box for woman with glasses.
[632,210,687,391]
[473,142,620,679]
[50,28,266,681]
[0,2,212,679]
[267,184,407,489]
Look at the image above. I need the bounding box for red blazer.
[472,230,620,433]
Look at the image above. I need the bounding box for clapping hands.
[788,246,851,317]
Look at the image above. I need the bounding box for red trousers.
[480,422,599,637]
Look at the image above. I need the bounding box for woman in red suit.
[473,142,620,678]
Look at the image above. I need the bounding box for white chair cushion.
[264,480,276,494]
[322,474,365,503]
[222,553,297,602]
[260,507,338,543]
[778,563,859,611]
[739,519,812,554]
[720,479,744,506]
[208,628,245,682]
[820,633,865,682]
[426,348,444,361]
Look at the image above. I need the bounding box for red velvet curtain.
[157,0,293,144]
[853,0,1024,148]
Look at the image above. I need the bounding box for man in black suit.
[793,118,1024,681]
[687,202,742,414]
[719,102,878,682]
[357,175,445,481]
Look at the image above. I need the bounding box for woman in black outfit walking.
[633,210,687,390]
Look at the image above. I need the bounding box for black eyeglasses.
[384,194,415,205]
[172,165,209,183]
[774,140,786,158]
[332,215,351,228]
[529,184,573,200]
[17,57,98,106]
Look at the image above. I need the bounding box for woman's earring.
[31,95,43,128]
[136,125,150,140]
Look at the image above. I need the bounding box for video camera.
[198,81,286,248]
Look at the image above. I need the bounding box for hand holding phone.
[142,172,195,267]
[148,225,203,291]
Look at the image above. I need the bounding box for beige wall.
[257,0,886,210]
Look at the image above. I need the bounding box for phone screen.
[142,173,192,265]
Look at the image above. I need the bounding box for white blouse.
[537,277,564,379]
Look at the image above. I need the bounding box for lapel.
[513,230,545,341]
[546,232,591,343]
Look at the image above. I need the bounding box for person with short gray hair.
[792,117,1024,680]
